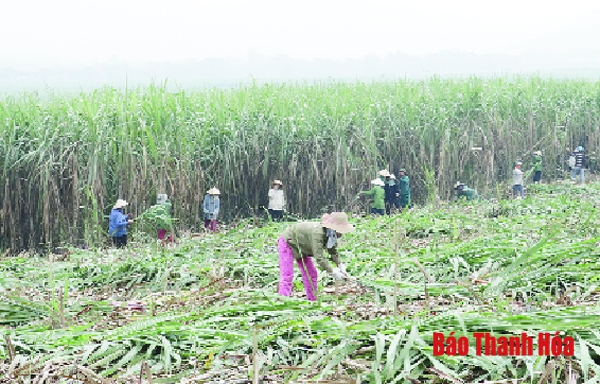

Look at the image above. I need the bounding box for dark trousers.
[268,209,284,220]
[113,235,127,248]
[385,200,401,215]
[371,208,385,215]
[513,184,524,197]
[533,171,542,182]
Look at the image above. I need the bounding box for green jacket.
[532,155,542,172]
[281,222,341,274]
[398,175,410,196]
[362,186,385,209]
[457,187,478,201]
[142,200,173,230]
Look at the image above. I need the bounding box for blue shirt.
[203,195,220,220]
[109,209,129,237]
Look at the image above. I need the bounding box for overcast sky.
[1,0,599,68]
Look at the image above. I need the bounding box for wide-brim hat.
[321,212,355,234]
[207,187,221,195]
[454,181,464,189]
[398,168,407,173]
[371,178,385,186]
[272,179,283,186]
[534,151,542,156]
[515,162,522,166]
[113,199,128,209]
[378,169,391,177]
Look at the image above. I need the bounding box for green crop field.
[2,181,600,383]
[2,77,600,253]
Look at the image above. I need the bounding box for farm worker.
[513,162,524,198]
[108,199,133,248]
[384,174,401,215]
[454,182,479,200]
[156,193,174,246]
[277,212,355,301]
[203,187,220,232]
[571,146,586,183]
[588,151,598,172]
[268,179,285,221]
[531,151,543,184]
[361,178,386,215]
[397,169,411,210]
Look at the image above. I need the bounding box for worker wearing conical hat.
[268,180,285,221]
[277,212,355,301]
[109,199,133,248]
[360,178,386,215]
[203,187,221,232]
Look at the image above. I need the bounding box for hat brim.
[323,222,355,234]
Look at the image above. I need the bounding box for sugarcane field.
[1,77,600,384]
[4,1,600,382]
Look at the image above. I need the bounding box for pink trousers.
[278,236,318,301]
[157,229,174,244]
[204,219,217,231]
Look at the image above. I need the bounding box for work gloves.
[332,263,351,281]
[339,263,348,276]
[331,268,345,281]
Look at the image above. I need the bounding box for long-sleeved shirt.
[155,200,173,230]
[398,175,410,196]
[108,209,129,237]
[281,222,341,274]
[532,155,543,172]
[268,189,285,210]
[574,152,585,167]
[362,186,385,209]
[457,187,478,200]
[513,168,524,185]
[203,195,220,220]
[384,180,399,202]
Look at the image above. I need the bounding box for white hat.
[272,179,283,186]
[377,169,391,177]
[113,199,128,209]
[371,178,385,186]
[207,187,221,195]
[534,151,542,156]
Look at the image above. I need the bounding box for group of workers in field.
[279,146,590,302]
[107,146,590,302]
[511,146,587,199]
[360,169,411,215]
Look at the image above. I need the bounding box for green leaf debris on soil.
[2,182,600,383]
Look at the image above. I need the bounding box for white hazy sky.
[1,0,599,67]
